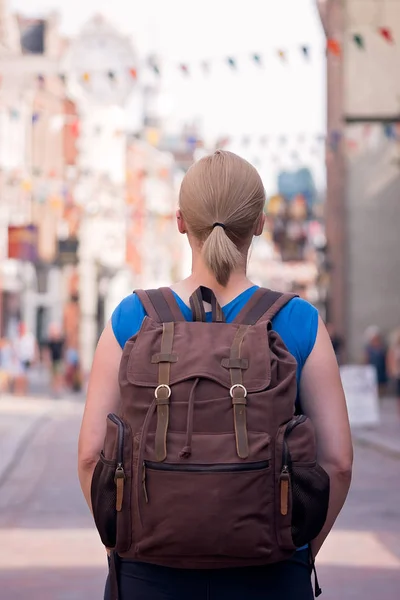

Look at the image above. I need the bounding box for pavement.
[0,392,399,599]
[351,397,400,458]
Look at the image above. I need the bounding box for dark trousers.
[104,549,314,600]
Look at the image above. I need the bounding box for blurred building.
[319,0,400,360]
[0,6,78,344]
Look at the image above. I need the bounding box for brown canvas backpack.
[91,286,329,596]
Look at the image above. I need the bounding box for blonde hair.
[179,150,265,286]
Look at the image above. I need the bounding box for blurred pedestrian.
[65,347,82,393]
[0,337,13,393]
[14,322,37,395]
[364,326,387,396]
[386,328,400,413]
[45,323,65,397]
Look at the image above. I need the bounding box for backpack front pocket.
[134,430,273,562]
[91,414,132,552]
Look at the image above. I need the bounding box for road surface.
[0,398,399,599]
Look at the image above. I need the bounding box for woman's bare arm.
[78,321,122,512]
[299,316,353,556]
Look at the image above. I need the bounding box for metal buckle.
[229,384,247,398]
[155,384,172,399]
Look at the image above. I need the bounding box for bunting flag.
[353,34,364,49]
[180,64,189,76]
[378,27,394,44]
[108,71,116,82]
[327,38,341,57]
[277,50,286,62]
[32,112,40,124]
[329,130,342,151]
[383,123,396,139]
[37,74,45,86]
[227,57,237,69]
[301,46,310,59]
[82,72,90,83]
[129,67,138,79]
[252,53,262,66]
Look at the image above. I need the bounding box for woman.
[387,328,400,413]
[78,151,353,600]
[364,326,387,396]
[45,323,65,397]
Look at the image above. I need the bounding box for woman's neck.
[171,258,255,307]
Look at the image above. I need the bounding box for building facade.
[319,0,400,360]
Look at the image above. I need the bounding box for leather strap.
[190,288,206,322]
[135,289,185,323]
[233,288,297,325]
[135,289,160,322]
[189,286,225,323]
[229,325,249,459]
[159,287,186,321]
[154,321,175,461]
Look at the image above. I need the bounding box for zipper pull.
[142,462,149,504]
[280,465,290,516]
[114,464,125,512]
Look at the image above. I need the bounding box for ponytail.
[179,150,265,287]
[202,226,242,286]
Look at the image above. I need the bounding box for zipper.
[142,460,270,503]
[282,415,307,468]
[280,415,307,516]
[108,414,126,512]
[145,460,269,473]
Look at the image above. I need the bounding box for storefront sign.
[340,365,380,427]
[8,225,38,262]
[57,237,79,265]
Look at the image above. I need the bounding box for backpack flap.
[125,317,271,393]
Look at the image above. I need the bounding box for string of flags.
[137,26,397,77]
[0,28,396,87]
[328,123,400,154]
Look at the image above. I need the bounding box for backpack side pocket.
[91,414,132,552]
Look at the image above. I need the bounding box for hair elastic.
[212,222,226,230]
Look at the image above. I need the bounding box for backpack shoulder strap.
[135,288,186,322]
[233,288,298,325]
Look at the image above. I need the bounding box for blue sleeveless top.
[111,286,318,386]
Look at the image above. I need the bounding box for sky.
[10,0,326,193]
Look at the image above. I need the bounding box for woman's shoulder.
[272,297,319,369]
[280,296,318,322]
[111,293,147,349]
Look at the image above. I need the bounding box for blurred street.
[0,395,399,600]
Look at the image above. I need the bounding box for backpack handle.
[189,286,225,323]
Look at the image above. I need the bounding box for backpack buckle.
[230,384,247,399]
[155,384,172,400]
